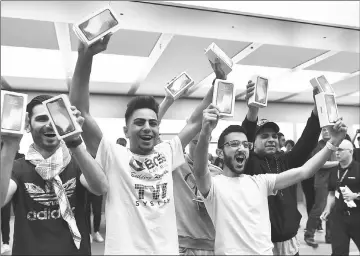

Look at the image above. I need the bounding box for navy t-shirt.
[11,157,91,255]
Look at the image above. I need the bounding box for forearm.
[158,96,175,122]
[69,52,93,114]
[324,192,335,211]
[0,141,18,205]
[70,144,108,195]
[241,115,258,143]
[246,106,259,123]
[323,161,339,168]
[187,86,214,125]
[194,130,211,178]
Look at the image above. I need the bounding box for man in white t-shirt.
[69,35,218,254]
[192,104,347,255]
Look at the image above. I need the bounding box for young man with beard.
[1,94,108,255]
[321,139,360,255]
[241,86,323,255]
[192,104,347,255]
[69,35,217,254]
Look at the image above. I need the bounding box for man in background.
[278,132,286,152]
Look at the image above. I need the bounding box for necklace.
[265,157,283,196]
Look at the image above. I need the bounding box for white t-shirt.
[96,136,185,254]
[202,174,277,255]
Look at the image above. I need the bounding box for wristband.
[325,141,338,151]
[65,137,83,149]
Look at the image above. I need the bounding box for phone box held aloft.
[1,90,28,135]
[248,75,269,108]
[42,94,82,140]
[212,79,235,117]
[73,6,121,46]
[165,72,194,100]
[315,92,340,128]
[205,43,233,76]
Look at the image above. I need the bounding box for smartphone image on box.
[73,7,120,46]
[1,91,28,135]
[165,72,194,100]
[213,79,235,117]
[315,92,340,128]
[43,95,82,140]
[317,75,335,94]
[248,76,269,108]
[324,94,338,123]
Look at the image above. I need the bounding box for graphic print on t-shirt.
[24,178,76,220]
[129,151,172,208]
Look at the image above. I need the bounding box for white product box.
[310,75,335,94]
[73,6,120,46]
[212,79,235,117]
[1,90,28,135]
[165,72,194,100]
[248,75,269,108]
[205,43,233,76]
[43,94,82,140]
[315,92,340,128]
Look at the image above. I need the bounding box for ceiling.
[1,1,359,106]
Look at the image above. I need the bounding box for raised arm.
[193,104,220,198]
[1,136,21,206]
[69,35,112,157]
[286,91,321,168]
[158,95,175,122]
[274,120,347,191]
[241,81,258,143]
[178,59,226,148]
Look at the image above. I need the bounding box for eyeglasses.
[221,140,253,150]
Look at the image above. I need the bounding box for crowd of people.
[1,33,360,256]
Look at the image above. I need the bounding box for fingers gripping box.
[205,43,233,76]
[42,94,82,140]
[1,91,28,135]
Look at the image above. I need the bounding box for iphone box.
[248,75,269,108]
[310,75,335,95]
[165,72,194,100]
[315,92,340,128]
[73,6,120,46]
[212,79,235,117]
[42,94,82,140]
[205,43,233,76]
[1,91,28,135]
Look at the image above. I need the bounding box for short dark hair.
[124,96,159,124]
[217,125,248,149]
[116,137,127,146]
[285,140,295,148]
[278,132,284,138]
[26,94,53,120]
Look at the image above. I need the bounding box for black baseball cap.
[255,119,280,136]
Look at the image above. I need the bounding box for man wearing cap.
[1,94,107,255]
[242,83,322,255]
[321,139,360,255]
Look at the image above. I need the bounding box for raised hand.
[245,80,256,106]
[70,106,85,128]
[78,33,112,57]
[327,119,347,146]
[201,104,220,135]
[209,58,227,80]
[312,88,320,116]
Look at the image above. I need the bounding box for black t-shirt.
[11,158,91,255]
[328,160,360,213]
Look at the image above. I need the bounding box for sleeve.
[256,174,277,196]
[11,159,22,187]
[95,136,124,175]
[200,176,215,201]
[241,116,258,143]
[167,136,186,171]
[328,169,337,192]
[286,111,321,168]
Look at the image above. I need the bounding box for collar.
[338,160,354,172]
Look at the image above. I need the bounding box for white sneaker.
[89,234,93,244]
[1,244,11,254]
[93,232,104,243]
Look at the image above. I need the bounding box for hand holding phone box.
[315,92,340,128]
[1,91,28,136]
[212,79,235,117]
[248,76,269,108]
[165,72,194,100]
[310,75,335,95]
[42,94,82,140]
[73,6,120,46]
[205,43,233,76]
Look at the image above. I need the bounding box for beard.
[223,151,247,175]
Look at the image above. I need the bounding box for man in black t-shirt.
[321,140,360,255]
[1,95,108,255]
